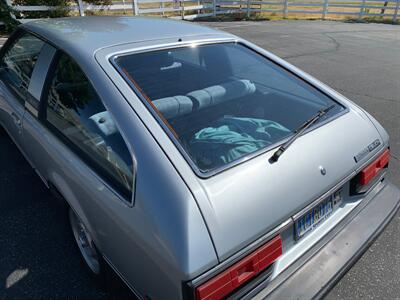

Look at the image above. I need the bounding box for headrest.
[152,95,193,119]
[187,79,256,109]
[151,80,256,119]
[89,111,117,137]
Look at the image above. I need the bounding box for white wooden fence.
[5,0,400,23]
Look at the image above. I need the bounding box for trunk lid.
[193,109,384,260]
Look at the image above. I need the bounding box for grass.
[193,3,399,24]
[195,12,398,25]
[86,0,399,25]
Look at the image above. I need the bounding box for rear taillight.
[351,148,390,194]
[195,235,282,300]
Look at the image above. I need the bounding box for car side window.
[0,32,45,102]
[45,53,134,200]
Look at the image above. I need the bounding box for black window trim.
[40,49,136,205]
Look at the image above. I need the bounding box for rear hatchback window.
[114,43,343,173]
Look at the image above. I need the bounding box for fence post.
[283,0,288,18]
[133,0,139,15]
[393,0,399,23]
[247,0,250,17]
[161,1,165,17]
[358,0,366,20]
[322,0,329,19]
[181,0,185,19]
[122,0,126,14]
[77,0,85,16]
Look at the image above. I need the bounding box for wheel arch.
[47,172,101,251]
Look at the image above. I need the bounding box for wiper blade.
[269,104,335,164]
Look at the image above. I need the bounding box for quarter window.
[46,54,133,199]
[0,32,44,101]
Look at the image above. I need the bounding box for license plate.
[295,190,342,240]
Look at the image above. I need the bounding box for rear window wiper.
[269,104,335,164]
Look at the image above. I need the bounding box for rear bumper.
[253,181,400,300]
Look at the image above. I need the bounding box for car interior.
[46,55,134,195]
[117,43,341,171]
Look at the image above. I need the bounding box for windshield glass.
[115,42,343,173]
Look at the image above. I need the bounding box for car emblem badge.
[319,166,327,175]
[354,139,381,162]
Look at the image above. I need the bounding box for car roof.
[21,16,225,58]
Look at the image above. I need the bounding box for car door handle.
[11,112,22,127]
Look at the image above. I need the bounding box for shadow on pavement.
[0,129,134,300]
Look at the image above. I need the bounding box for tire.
[68,207,106,283]
[68,207,135,298]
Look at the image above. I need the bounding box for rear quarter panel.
[21,50,218,299]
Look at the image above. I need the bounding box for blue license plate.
[295,190,342,240]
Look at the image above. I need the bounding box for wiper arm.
[269,104,335,164]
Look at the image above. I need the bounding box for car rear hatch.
[98,37,388,281]
[193,107,386,261]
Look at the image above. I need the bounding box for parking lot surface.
[0,20,399,299]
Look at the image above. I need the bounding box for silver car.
[0,17,399,300]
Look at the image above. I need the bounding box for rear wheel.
[68,208,103,276]
[67,206,134,298]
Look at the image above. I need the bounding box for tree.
[0,1,19,32]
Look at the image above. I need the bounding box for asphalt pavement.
[0,20,399,299]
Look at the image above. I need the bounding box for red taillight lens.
[359,149,390,186]
[351,148,390,195]
[195,235,282,300]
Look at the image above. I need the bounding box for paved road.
[203,20,400,300]
[0,20,399,299]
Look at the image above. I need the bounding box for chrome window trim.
[38,118,136,208]
[25,100,38,118]
[110,40,349,179]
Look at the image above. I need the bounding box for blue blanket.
[189,117,290,169]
